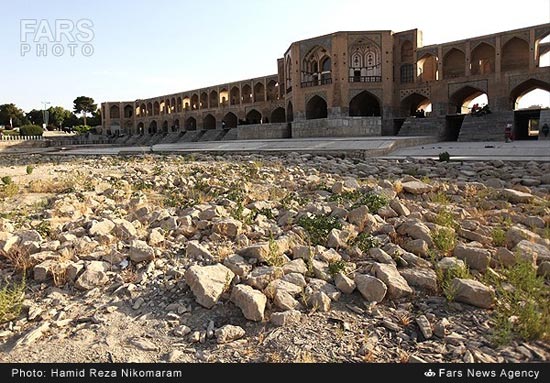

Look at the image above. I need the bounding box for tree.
[48,106,72,129]
[73,96,97,127]
[87,108,102,127]
[26,109,44,126]
[0,104,27,128]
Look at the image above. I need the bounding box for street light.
[41,101,50,130]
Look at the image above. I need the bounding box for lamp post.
[41,101,50,130]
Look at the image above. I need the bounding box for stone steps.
[221,129,238,141]
[398,117,445,137]
[458,112,514,142]
[180,131,205,142]
[198,129,227,142]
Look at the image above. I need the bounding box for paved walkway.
[2,137,550,161]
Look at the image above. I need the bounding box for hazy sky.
[0,0,549,112]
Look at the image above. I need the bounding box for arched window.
[349,40,381,82]
[302,46,332,87]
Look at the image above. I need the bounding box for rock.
[307,278,341,301]
[437,257,466,272]
[355,274,387,302]
[494,247,516,267]
[538,262,550,278]
[264,279,303,298]
[215,325,245,344]
[308,291,331,312]
[541,174,550,185]
[506,226,540,247]
[186,241,215,261]
[212,218,242,239]
[33,260,58,282]
[373,263,413,299]
[282,259,308,275]
[238,243,270,262]
[311,259,331,281]
[281,273,307,288]
[148,228,165,246]
[173,325,192,337]
[348,206,370,228]
[271,310,301,326]
[514,240,550,263]
[416,315,433,339]
[273,290,300,311]
[292,245,314,260]
[166,350,184,362]
[14,322,50,348]
[397,219,434,246]
[402,180,432,195]
[485,178,504,188]
[378,206,398,219]
[453,243,491,271]
[230,284,267,322]
[458,228,492,246]
[223,254,252,277]
[185,264,234,309]
[451,278,495,309]
[390,200,410,217]
[113,218,137,239]
[66,261,85,282]
[245,266,281,290]
[130,337,158,351]
[326,228,348,249]
[334,272,356,294]
[318,248,342,263]
[399,268,438,292]
[88,219,115,236]
[521,216,546,229]
[501,189,534,204]
[75,269,108,290]
[129,240,155,263]
[403,239,429,257]
[369,248,395,264]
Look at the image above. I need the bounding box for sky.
[0,0,549,112]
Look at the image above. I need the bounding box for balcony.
[301,77,332,88]
[349,76,382,83]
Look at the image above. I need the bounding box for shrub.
[350,232,380,252]
[491,228,506,247]
[438,151,451,162]
[436,264,471,302]
[328,260,348,276]
[0,278,26,324]
[297,215,342,246]
[1,176,12,185]
[432,227,457,253]
[73,125,92,134]
[19,124,43,137]
[26,165,34,175]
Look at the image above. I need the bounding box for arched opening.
[139,103,146,117]
[511,79,550,110]
[210,91,218,108]
[502,37,529,72]
[176,97,182,113]
[285,56,293,91]
[230,87,240,106]
[223,112,238,128]
[200,92,208,109]
[153,101,160,116]
[267,80,278,101]
[110,105,120,119]
[349,40,382,82]
[417,53,438,82]
[271,107,286,123]
[147,102,153,116]
[173,119,180,132]
[302,46,332,86]
[203,114,216,130]
[185,117,197,131]
[449,86,488,114]
[537,34,550,68]
[254,83,265,102]
[306,96,328,120]
[246,109,262,124]
[148,120,157,135]
[160,100,167,114]
[400,93,432,117]
[242,85,252,104]
[170,98,176,114]
[349,91,381,117]
[137,122,144,135]
[400,64,414,83]
[219,88,228,106]
[123,105,133,118]
[162,120,169,134]
[191,94,199,110]
[183,96,190,111]
[287,101,294,122]
[470,43,495,75]
[443,48,465,79]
